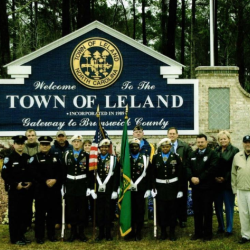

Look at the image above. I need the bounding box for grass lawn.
[0,214,249,250]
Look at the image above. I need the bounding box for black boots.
[79,226,88,242]
[67,226,77,242]
[95,227,105,241]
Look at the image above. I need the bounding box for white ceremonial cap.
[99,139,110,147]
[158,138,171,147]
[129,138,141,145]
[71,135,83,142]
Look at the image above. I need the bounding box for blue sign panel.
[0,22,198,135]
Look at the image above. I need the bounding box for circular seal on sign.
[70,37,123,89]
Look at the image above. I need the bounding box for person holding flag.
[127,138,151,241]
[95,139,120,241]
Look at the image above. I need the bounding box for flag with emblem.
[89,108,114,171]
[118,112,131,236]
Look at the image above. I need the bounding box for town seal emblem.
[70,37,123,89]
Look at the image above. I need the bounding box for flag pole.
[92,105,99,240]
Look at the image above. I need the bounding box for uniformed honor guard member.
[30,136,62,244]
[62,135,94,242]
[151,138,183,241]
[95,139,119,241]
[127,138,151,241]
[1,135,32,245]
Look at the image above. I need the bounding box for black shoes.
[48,236,58,242]
[21,236,31,243]
[79,234,88,242]
[190,234,203,241]
[160,231,167,241]
[36,238,44,244]
[170,231,177,241]
[135,231,142,241]
[225,232,233,237]
[238,237,250,244]
[12,240,26,245]
[180,222,187,228]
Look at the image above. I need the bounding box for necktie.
[170,144,175,153]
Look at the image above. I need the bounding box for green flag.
[118,117,132,236]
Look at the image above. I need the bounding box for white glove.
[144,190,151,198]
[86,188,90,196]
[117,187,120,195]
[151,189,157,198]
[90,189,97,199]
[177,191,183,198]
[111,191,118,199]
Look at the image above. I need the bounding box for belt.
[156,177,178,184]
[67,174,86,180]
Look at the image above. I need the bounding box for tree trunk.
[142,0,147,45]
[180,0,185,65]
[133,0,136,39]
[236,0,245,88]
[190,0,196,78]
[62,0,71,36]
[161,0,168,55]
[77,0,91,28]
[166,0,177,59]
[0,0,11,77]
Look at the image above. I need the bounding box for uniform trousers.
[131,191,145,231]
[156,198,177,229]
[8,190,31,242]
[214,189,235,233]
[237,190,250,239]
[66,195,88,227]
[96,193,112,229]
[192,188,214,237]
[35,189,61,239]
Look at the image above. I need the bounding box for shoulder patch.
[3,157,9,164]
[2,165,7,169]
[29,157,34,163]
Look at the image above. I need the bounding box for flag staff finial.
[125,105,128,120]
[96,105,100,118]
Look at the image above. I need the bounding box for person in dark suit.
[167,127,192,228]
[151,138,183,241]
[30,136,62,244]
[62,135,94,242]
[127,138,151,241]
[95,139,119,241]
[187,134,219,241]
[1,135,32,245]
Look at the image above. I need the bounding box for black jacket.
[215,144,239,190]
[187,147,219,189]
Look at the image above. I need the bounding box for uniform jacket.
[62,150,91,196]
[215,144,239,190]
[130,153,151,192]
[231,151,250,194]
[1,151,31,193]
[152,152,182,201]
[95,154,119,194]
[30,151,61,198]
[50,140,73,162]
[187,147,219,189]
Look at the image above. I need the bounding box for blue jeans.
[214,189,235,233]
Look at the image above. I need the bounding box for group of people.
[1,126,250,245]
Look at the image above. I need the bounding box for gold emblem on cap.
[19,136,22,138]
[70,37,123,89]
[45,136,47,139]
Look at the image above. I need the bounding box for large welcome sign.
[0,21,198,136]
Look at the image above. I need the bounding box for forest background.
[0,0,249,91]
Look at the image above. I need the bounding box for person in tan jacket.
[231,135,250,244]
